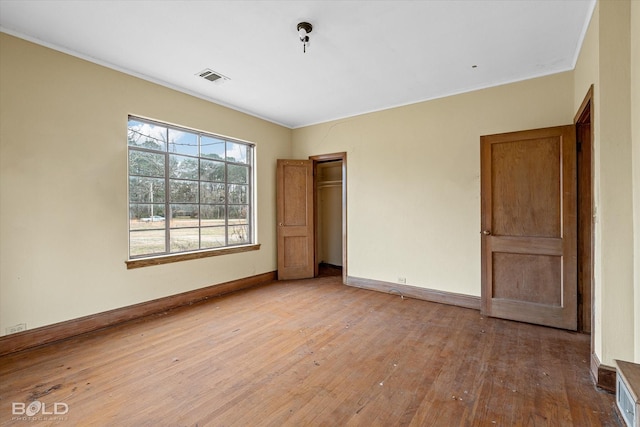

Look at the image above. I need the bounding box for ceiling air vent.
[196,69,229,85]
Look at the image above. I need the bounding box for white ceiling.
[0,0,595,129]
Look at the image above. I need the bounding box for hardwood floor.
[0,275,618,426]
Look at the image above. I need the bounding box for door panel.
[481,125,577,330]
[277,159,314,280]
[491,138,561,238]
[492,253,561,305]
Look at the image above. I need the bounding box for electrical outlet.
[5,323,26,335]
[398,277,406,285]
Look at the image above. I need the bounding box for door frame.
[310,152,347,283]
[574,86,595,349]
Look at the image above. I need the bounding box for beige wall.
[0,34,291,334]
[573,0,636,366]
[632,0,640,360]
[292,72,575,297]
[573,1,603,362]
[598,0,634,365]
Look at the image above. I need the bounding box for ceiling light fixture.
[297,22,313,53]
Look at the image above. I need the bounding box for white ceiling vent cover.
[196,69,229,85]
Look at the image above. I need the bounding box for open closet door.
[276,159,314,280]
[480,125,577,330]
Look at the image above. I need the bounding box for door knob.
[482,230,492,235]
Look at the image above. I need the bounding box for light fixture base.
[297,22,313,53]
[297,22,313,35]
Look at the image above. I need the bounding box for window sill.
[125,244,261,269]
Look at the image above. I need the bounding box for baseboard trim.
[591,352,616,392]
[346,276,481,310]
[0,271,276,357]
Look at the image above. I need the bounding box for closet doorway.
[311,153,346,282]
[276,153,346,281]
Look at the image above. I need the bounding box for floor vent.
[616,360,640,427]
[196,69,229,85]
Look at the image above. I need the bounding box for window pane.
[201,182,226,204]
[170,154,199,180]
[228,205,248,225]
[128,120,167,151]
[201,205,225,226]
[128,116,254,258]
[200,159,225,182]
[170,204,199,228]
[129,177,165,203]
[201,227,226,248]
[228,184,247,204]
[130,229,166,256]
[129,150,165,177]
[130,204,166,229]
[229,225,250,244]
[170,179,198,203]
[168,129,198,156]
[170,228,200,252]
[228,164,248,184]
[201,136,225,160]
[226,141,248,164]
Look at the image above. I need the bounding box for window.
[127,116,254,259]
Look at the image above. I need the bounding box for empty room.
[0,0,638,425]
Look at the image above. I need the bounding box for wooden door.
[480,125,577,330]
[277,159,314,280]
